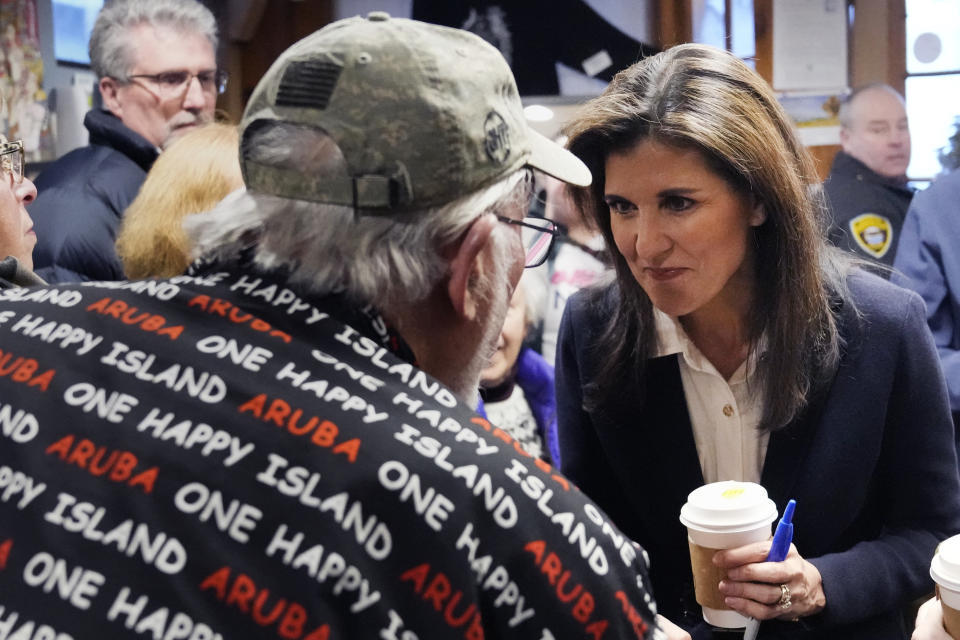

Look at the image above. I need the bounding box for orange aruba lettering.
[46,434,158,494]
[0,349,55,391]
[238,394,360,462]
[524,540,608,639]
[187,295,292,343]
[86,297,183,340]
[200,566,330,639]
[400,564,484,639]
[0,538,11,571]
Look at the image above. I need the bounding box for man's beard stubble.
[459,229,516,409]
[162,110,213,149]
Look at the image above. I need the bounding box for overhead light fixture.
[523,104,554,122]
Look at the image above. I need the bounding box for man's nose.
[887,127,908,145]
[181,75,208,111]
[18,176,37,204]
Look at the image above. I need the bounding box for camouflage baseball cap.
[239,11,591,212]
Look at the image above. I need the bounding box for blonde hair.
[117,122,242,278]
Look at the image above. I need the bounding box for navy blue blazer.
[556,270,960,639]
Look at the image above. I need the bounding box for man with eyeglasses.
[0,13,680,640]
[0,136,43,288]
[28,0,222,284]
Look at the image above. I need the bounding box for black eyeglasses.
[126,69,229,98]
[496,215,560,268]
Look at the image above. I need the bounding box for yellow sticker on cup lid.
[721,488,745,499]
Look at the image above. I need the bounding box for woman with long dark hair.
[556,43,960,638]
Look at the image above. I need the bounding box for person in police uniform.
[823,83,914,271]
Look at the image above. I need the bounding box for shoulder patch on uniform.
[848,213,893,259]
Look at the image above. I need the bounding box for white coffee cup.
[679,481,778,628]
[931,534,960,639]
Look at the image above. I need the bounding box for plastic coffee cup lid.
[931,534,960,591]
[679,481,778,533]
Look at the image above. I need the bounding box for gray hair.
[89,0,218,80]
[837,83,904,129]
[185,123,532,310]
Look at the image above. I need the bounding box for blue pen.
[742,499,796,640]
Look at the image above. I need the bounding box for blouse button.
[722,404,734,417]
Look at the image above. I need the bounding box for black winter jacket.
[30,109,158,283]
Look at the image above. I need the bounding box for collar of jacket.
[0,256,46,288]
[187,254,420,368]
[832,150,914,194]
[84,108,160,172]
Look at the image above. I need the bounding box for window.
[905,0,960,180]
[52,0,104,66]
[692,0,756,65]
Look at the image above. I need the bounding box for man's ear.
[99,77,123,117]
[839,126,851,150]
[447,214,496,322]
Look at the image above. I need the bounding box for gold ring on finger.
[777,583,792,610]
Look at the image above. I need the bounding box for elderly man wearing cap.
[0,13,679,640]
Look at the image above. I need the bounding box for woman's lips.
[644,267,686,281]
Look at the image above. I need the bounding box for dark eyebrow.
[603,195,638,212]
[656,188,699,198]
[604,187,701,201]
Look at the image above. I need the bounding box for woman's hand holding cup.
[715,541,826,621]
[912,597,953,640]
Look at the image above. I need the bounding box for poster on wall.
[772,0,847,92]
[776,90,843,146]
[0,0,52,159]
